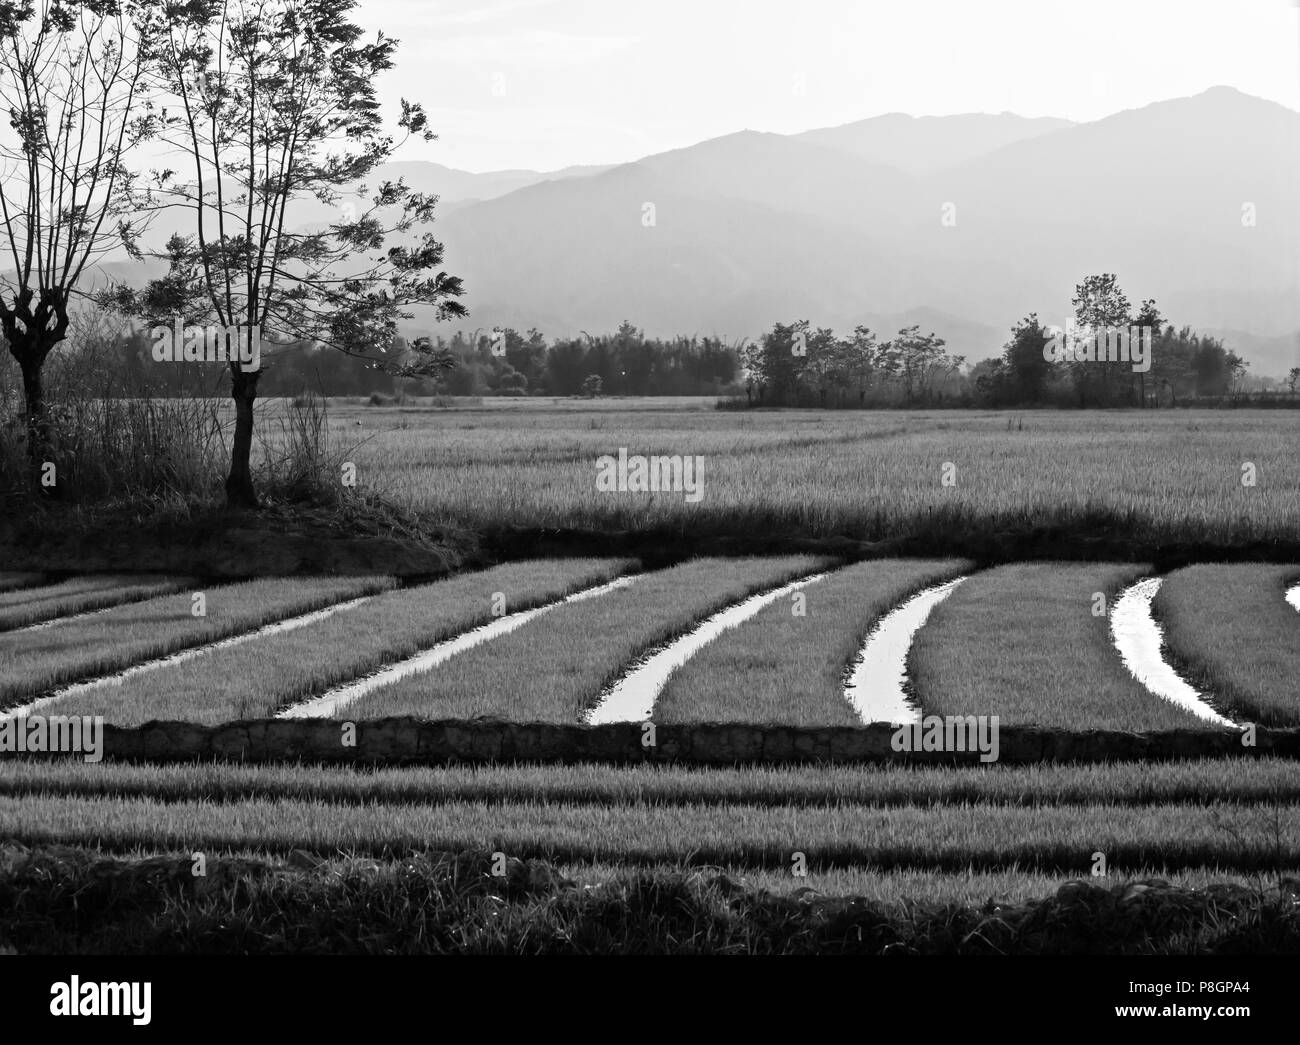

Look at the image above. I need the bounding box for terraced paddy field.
[1,556,1298,953]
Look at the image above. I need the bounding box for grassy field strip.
[653,559,972,726]
[326,408,1300,548]
[845,576,966,725]
[910,563,1209,731]
[3,794,1298,872]
[351,555,829,723]
[57,560,633,725]
[0,576,190,633]
[280,575,638,719]
[0,573,45,593]
[0,839,1268,906]
[589,568,831,725]
[0,577,393,716]
[1111,579,1237,728]
[1151,565,1300,727]
[4,758,1300,807]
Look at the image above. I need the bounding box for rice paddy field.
[3,405,1300,953]
[294,400,1300,551]
[1,542,1298,952]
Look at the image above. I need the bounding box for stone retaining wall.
[3,717,1295,765]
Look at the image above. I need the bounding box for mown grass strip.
[0,577,393,713]
[910,562,1206,730]
[56,560,633,725]
[0,573,45,593]
[2,794,1297,873]
[654,559,971,726]
[1153,564,1300,727]
[352,555,831,723]
[0,575,189,632]
[3,757,1300,808]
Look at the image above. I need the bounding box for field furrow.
[0,575,189,631]
[654,558,971,725]
[2,794,1297,873]
[1153,564,1300,727]
[0,576,394,712]
[909,562,1207,730]
[2,757,1299,808]
[351,555,830,722]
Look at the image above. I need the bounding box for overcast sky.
[366,0,1300,172]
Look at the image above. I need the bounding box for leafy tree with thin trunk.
[1070,273,1131,407]
[100,0,465,508]
[0,0,155,484]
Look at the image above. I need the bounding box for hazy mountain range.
[85,86,1300,376]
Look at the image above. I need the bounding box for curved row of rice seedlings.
[0,576,394,713]
[909,562,1209,731]
[4,757,1299,809]
[1152,563,1300,727]
[54,560,634,726]
[3,793,1297,874]
[590,569,831,724]
[281,575,636,719]
[348,555,832,723]
[0,574,147,611]
[652,559,972,726]
[0,575,189,632]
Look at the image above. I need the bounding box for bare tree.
[0,0,154,479]
[101,0,465,508]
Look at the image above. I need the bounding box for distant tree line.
[738,321,965,407]
[78,318,740,398]
[23,274,1292,409]
[738,275,1278,409]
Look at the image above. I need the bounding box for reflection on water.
[586,573,828,725]
[1110,578,1235,728]
[843,577,966,726]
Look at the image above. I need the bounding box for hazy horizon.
[368,0,1300,172]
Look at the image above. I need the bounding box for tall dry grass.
[1,325,350,512]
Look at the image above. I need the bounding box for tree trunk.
[7,336,59,498]
[225,366,261,509]
[17,351,49,469]
[2,291,66,493]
